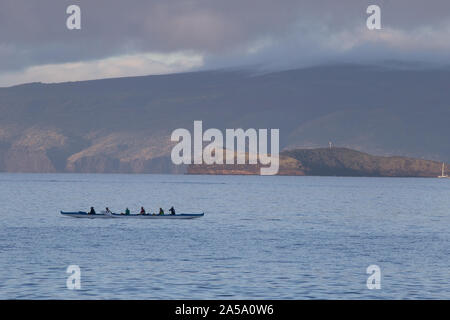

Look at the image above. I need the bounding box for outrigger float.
[60,211,204,219]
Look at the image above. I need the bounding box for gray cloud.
[1,0,450,82]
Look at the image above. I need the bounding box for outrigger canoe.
[60,211,204,219]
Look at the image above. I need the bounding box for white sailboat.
[438,162,449,178]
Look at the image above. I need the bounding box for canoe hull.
[60,211,204,219]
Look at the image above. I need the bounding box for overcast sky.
[1,0,450,86]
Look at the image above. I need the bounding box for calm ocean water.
[1,173,450,299]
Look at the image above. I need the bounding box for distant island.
[1,65,450,174]
[188,147,448,177]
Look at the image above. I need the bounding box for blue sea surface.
[1,173,450,299]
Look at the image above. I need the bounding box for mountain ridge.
[0,64,449,173]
